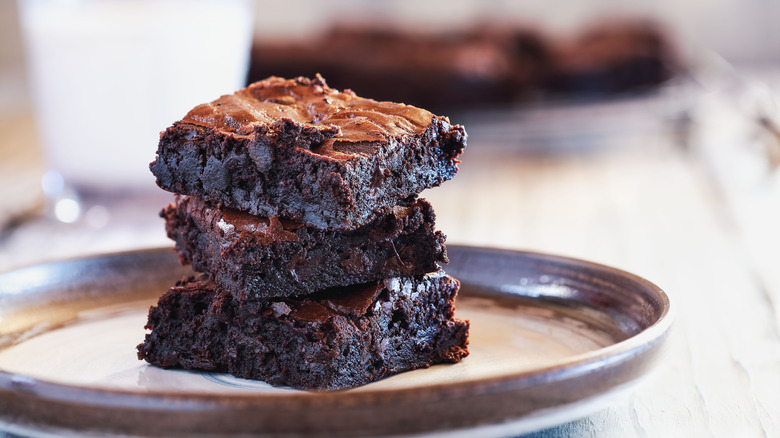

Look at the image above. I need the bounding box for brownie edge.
[137,272,469,391]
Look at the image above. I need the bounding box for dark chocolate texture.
[162,194,448,299]
[150,75,467,230]
[548,21,675,95]
[137,273,470,391]
[248,26,551,111]
[247,22,677,110]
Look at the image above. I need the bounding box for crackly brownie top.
[172,194,432,245]
[178,272,447,324]
[174,194,303,245]
[180,75,438,155]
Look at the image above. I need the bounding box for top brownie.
[150,75,467,230]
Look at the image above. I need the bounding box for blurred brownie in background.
[247,20,677,110]
[547,21,676,95]
[248,25,552,111]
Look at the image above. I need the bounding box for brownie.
[247,26,551,111]
[162,194,448,299]
[150,75,467,230]
[137,272,470,391]
[246,22,677,110]
[548,21,675,95]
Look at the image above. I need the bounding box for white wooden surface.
[1,79,780,437]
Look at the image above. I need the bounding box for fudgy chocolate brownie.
[137,272,469,390]
[247,26,551,111]
[150,75,467,230]
[162,194,447,299]
[247,22,677,110]
[548,21,675,95]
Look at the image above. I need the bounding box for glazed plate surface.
[0,246,672,437]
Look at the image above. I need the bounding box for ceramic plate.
[0,246,672,437]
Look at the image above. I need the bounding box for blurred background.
[3,0,780,66]
[1,1,780,436]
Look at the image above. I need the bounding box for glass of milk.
[18,0,254,223]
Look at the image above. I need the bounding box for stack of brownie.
[137,75,470,390]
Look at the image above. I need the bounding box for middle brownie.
[163,195,448,300]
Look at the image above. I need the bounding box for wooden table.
[1,75,779,436]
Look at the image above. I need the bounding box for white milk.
[19,0,254,192]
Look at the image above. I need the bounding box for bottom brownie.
[137,272,469,391]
